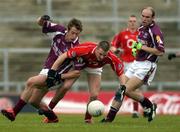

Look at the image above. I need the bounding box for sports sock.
[84,110,92,120]
[44,110,57,120]
[48,101,57,110]
[133,101,139,112]
[139,97,152,108]
[13,98,27,116]
[106,106,118,122]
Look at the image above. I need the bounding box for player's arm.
[110,46,117,53]
[111,34,122,54]
[52,52,68,70]
[132,40,164,56]
[46,52,81,88]
[61,70,80,79]
[141,46,164,56]
[108,52,126,84]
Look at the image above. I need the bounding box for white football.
[87,100,105,117]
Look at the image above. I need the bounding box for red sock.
[13,98,27,116]
[133,101,139,112]
[48,101,57,110]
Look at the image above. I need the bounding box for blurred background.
[0,0,180,93]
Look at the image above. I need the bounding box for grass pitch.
[0,113,179,132]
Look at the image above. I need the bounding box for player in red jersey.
[49,41,125,82]
[39,41,127,122]
[111,15,140,118]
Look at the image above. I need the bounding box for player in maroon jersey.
[111,15,140,118]
[102,7,165,123]
[1,15,83,123]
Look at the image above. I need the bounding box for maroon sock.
[38,103,57,120]
[43,110,57,120]
[140,97,152,108]
[84,110,92,120]
[106,106,118,122]
[133,101,139,112]
[13,98,27,116]
[48,101,57,110]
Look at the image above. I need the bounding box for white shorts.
[125,60,157,85]
[84,67,103,75]
[124,62,134,73]
[39,69,49,75]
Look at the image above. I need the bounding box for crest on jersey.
[156,35,163,43]
[118,64,123,69]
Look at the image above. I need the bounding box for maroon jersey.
[137,22,165,62]
[67,42,124,76]
[42,21,79,73]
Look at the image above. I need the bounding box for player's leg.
[124,76,157,122]
[28,88,58,122]
[84,68,102,123]
[1,75,46,121]
[132,100,139,118]
[38,78,78,123]
[48,78,78,109]
[132,89,141,118]
[124,62,140,118]
[101,75,129,123]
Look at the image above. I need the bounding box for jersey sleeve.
[111,34,118,47]
[67,46,87,58]
[153,26,165,52]
[42,21,66,33]
[111,32,122,48]
[108,52,124,76]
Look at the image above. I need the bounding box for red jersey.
[111,28,138,62]
[67,42,124,76]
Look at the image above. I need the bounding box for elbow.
[156,51,164,56]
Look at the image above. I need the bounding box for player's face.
[65,26,81,42]
[141,9,154,27]
[128,17,138,30]
[95,47,108,61]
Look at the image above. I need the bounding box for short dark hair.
[130,14,137,18]
[97,41,110,52]
[142,6,155,17]
[67,18,83,32]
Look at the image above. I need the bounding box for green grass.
[0,113,180,132]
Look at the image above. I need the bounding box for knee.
[61,84,71,92]
[26,77,35,88]
[28,99,38,107]
[125,88,133,97]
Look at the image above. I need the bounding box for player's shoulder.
[121,28,129,33]
[150,22,162,35]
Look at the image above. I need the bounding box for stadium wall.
[0,91,179,115]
